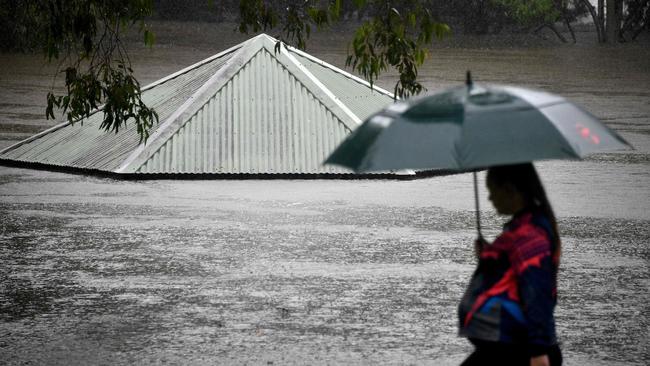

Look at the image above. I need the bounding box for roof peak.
[253,33,276,41]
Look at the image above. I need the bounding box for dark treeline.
[0,0,591,50]
[144,0,650,42]
[1,1,647,51]
[149,0,584,34]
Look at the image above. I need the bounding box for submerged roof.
[0,34,395,176]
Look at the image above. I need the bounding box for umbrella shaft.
[474,171,482,239]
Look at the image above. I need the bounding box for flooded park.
[1,21,649,365]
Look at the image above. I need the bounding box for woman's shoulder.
[495,211,551,248]
[507,209,552,235]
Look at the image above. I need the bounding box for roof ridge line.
[140,39,249,92]
[115,40,265,174]
[279,44,362,129]
[287,45,395,99]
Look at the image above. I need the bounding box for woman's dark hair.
[487,163,561,263]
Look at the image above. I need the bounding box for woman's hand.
[530,355,550,366]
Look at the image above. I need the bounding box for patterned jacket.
[458,209,559,356]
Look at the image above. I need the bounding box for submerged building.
[0,34,394,177]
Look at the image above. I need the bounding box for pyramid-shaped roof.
[0,34,395,176]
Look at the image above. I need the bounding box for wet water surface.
[1,22,649,365]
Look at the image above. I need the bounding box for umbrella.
[324,72,632,237]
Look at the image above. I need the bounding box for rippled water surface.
[1,23,649,365]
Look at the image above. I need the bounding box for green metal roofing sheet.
[138,48,352,174]
[291,51,394,121]
[1,47,238,171]
[0,34,396,176]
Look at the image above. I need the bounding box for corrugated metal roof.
[0,47,238,171]
[138,48,352,174]
[0,34,395,176]
[291,51,395,121]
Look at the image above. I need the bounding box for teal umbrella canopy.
[325,83,632,173]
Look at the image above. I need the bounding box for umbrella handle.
[473,171,483,240]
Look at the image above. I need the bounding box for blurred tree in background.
[0,0,158,143]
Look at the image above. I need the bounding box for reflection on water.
[1,22,649,365]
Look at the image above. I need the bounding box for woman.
[458,163,562,366]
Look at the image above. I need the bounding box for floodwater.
[1,22,649,365]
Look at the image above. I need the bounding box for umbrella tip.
[466,70,473,87]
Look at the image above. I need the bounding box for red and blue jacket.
[458,209,559,356]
